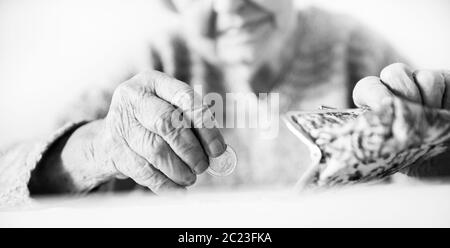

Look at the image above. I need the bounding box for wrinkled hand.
[353,63,450,110]
[352,63,450,178]
[94,70,226,193]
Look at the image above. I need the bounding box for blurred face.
[171,0,295,66]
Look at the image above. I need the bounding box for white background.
[2,184,450,227]
[1,0,450,146]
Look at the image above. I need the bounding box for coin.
[207,145,237,177]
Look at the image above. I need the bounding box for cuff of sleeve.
[0,121,89,208]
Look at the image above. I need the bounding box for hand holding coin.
[207,145,237,177]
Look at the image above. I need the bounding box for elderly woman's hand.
[352,63,450,178]
[42,70,227,195]
[95,70,226,193]
[353,63,450,111]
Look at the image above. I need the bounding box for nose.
[212,0,246,14]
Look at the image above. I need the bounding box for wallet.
[284,98,450,188]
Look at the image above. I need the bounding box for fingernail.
[208,138,226,157]
[185,173,197,186]
[194,160,209,174]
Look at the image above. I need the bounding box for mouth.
[216,14,274,43]
[236,14,273,33]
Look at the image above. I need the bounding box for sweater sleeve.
[0,121,88,208]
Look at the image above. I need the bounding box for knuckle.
[134,69,159,82]
[390,62,408,69]
[153,179,180,193]
[114,75,156,103]
[172,129,202,158]
[115,81,135,98]
[154,110,179,136]
[129,164,167,190]
[130,164,153,184]
[380,63,411,80]
[110,85,128,108]
[173,87,197,109]
[140,133,171,165]
[112,82,141,111]
[152,180,170,193]
[174,87,195,101]
[358,76,380,85]
[386,62,409,72]
[205,128,222,144]
[353,76,379,93]
[417,71,446,90]
[137,70,177,89]
[151,136,170,156]
[147,174,168,190]
[176,170,197,186]
[178,140,203,160]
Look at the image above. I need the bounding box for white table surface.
[1,183,450,227]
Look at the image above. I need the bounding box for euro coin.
[207,145,237,177]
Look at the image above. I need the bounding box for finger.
[190,110,226,159]
[401,151,450,178]
[136,96,210,175]
[127,128,198,186]
[137,70,227,157]
[380,63,422,103]
[352,76,394,111]
[442,70,450,109]
[413,70,446,108]
[116,147,186,194]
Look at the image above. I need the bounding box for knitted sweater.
[0,7,406,207]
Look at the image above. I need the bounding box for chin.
[219,50,258,65]
[217,40,270,66]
